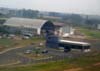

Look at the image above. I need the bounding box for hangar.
[4,17,55,36]
[4,17,74,37]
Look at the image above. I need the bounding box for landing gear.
[64,48,71,52]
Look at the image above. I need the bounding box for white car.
[25,50,32,54]
[23,36,30,39]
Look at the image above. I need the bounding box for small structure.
[53,22,74,37]
[97,24,100,30]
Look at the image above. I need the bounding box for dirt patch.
[64,68,82,71]
[0,46,5,52]
[93,62,100,66]
[0,61,20,67]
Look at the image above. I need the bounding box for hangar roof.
[53,22,65,27]
[4,17,49,29]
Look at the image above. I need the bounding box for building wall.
[54,25,74,37]
[97,24,100,30]
[21,28,38,35]
[58,25,74,37]
[6,26,39,35]
[5,21,55,36]
[5,24,74,37]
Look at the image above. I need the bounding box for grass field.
[0,28,100,71]
[0,37,45,51]
[79,28,100,39]
[0,51,100,71]
[0,18,8,20]
[17,37,45,47]
[0,38,14,47]
[0,38,16,51]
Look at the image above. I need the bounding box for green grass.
[17,37,45,47]
[0,18,8,20]
[0,34,100,71]
[79,28,100,39]
[0,37,45,51]
[0,51,100,71]
[0,38,15,47]
[0,60,74,71]
[0,38,16,51]
[31,37,45,42]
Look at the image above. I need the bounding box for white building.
[53,22,74,37]
[97,24,100,30]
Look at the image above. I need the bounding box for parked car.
[0,36,2,38]
[24,50,32,54]
[22,36,30,39]
[42,50,48,54]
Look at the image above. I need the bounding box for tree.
[0,26,9,34]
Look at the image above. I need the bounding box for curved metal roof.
[4,17,49,29]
